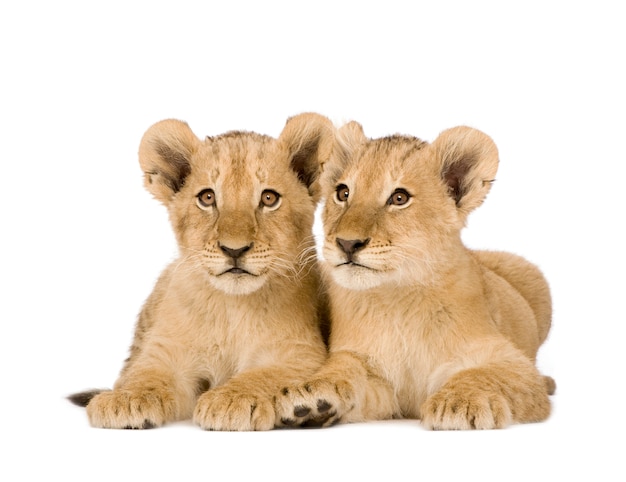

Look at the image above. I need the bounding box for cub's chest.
[332,290,455,370]
[156,279,268,347]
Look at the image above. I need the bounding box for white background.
[1,1,624,480]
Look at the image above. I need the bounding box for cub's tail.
[543,376,556,396]
[67,389,109,407]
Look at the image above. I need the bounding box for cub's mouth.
[209,264,265,295]
[220,267,254,276]
[337,261,373,270]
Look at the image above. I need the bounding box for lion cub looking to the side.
[69,113,332,430]
[276,122,555,430]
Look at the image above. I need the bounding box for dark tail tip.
[543,376,556,396]
[67,389,108,407]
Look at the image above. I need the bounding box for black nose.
[336,238,370,257]
[219,243,252,260]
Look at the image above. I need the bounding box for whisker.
[168,245,213,276]
[171,239,322,285]
[269,246,316,281]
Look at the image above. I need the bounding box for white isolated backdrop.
[1,1,624,480]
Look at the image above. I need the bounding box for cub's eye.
[387,188,411,206]
[336,184,350,202]
[260,189,281,208]
[197,189,216,208]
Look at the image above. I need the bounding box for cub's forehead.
[344,135,429,182]
[206,131,274,166]
[192,132,285,182]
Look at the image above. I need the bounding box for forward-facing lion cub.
[69,113,332,430]
[275,122,555,430]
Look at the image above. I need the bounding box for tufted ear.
[278,113,334,199]
[138,119,200,205]
[429,126,499,215]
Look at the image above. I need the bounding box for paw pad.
[123,419,155,430]
[316,399,332,413]
[294,406,311,417]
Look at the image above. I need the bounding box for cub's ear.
[322,120,367,186]
[278,113,334,199]
[334,121,366,166]
[138,119,200,204]
[430,126,499,214]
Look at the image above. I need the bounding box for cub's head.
[320,122,498,290]
[139,113,333,295]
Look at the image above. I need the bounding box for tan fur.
[275,123,554,430]
[71,113,333,430]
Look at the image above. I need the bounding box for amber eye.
[387,188,411,206]
[260,189,281,208]
[336,184,350,202]
[197,189,216,208]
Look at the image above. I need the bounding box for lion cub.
[275,122,554,430]
[69,113,332,430]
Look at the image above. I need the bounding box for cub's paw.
[275,379,355,428]
[86,389,174,429]
[193,387,275,431]
[421,387,512,430]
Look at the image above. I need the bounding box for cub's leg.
[274,351,398,427]
[193,358,323,431]
[421,344,551,430]
[85,345,199,429]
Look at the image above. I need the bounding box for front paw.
[421,386,512,430]
[275,378,355,428]
[193,387,275,431]
[86,389,174,429]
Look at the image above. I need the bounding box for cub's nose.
[219,243,253,260]
[336,238,370,257]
